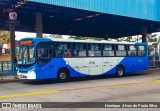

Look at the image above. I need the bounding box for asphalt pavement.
[0,68,160,111]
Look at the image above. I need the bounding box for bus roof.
[20,37,147,45]
[50,38,147,45]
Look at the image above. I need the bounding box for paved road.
[0,68,160,111]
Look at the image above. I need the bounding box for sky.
[15,31,70,40]
[15,31,160,41]
[15,32,36,40]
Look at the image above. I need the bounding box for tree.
[49,34,63,39]
[147,33,157,42]
[70,36,87,40]
[70,36,104,40]
[0,30,10,55]
[0,30,10,44]
[146,33,159,55]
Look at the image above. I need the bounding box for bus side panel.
[116,56,148,73]
[104,56,148,75]
[102,57,124,74]
[46,56,148,79]
[65,57,124,76]
[48,58,81,78]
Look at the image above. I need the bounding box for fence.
[0,61,11,71]
[148,55,160,67]
[0,61,17,74]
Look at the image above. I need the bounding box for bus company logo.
[9,12,17,21]
[2,103,12,108]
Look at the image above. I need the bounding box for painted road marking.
[155,79,160,83]
[59,81,154,92]
[0,79,159,99]
[0,90,58,99]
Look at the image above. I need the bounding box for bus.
[17,38,148,82]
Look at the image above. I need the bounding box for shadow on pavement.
[22,71,149,85]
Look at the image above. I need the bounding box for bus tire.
[57,69,70,83]
[116,65,125,77]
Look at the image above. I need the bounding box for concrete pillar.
[10,25,16,74]
[104,34,109,40]
[36,12,43,37]
[10,25,15,62]
[142,26,147,42]
[137,35,139,42]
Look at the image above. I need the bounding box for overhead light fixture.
[74,18,82,21]
[49,16,54,18]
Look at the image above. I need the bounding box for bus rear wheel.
[57,69,70,82]
[116,65,125,77]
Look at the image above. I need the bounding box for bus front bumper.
[17,71,36,80]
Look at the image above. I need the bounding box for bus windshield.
[18,45,35,65]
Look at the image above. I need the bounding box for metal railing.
[0,61,11,71]
[0,61,16,74]
[149,55,160,67]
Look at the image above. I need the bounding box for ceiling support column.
[104,34,109,40]
[36,12,43,38]
[10,25,16,74]
[142,26,147,42]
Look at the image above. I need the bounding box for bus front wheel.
[57,69,70,82]
[116,65,125,77]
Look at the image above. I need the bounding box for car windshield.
[18,45,35,65]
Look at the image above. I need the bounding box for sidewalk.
[0,71,20,83]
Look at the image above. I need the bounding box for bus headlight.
[31,67,35,71]
[28,67,35,73]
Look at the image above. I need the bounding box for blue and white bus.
[17,38,148,82]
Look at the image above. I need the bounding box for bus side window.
[37,42,53,66]
[128,45,137,56]
[116,45,126,56]
[56,43,68,57]
[73,43,86,57]
[137,46,146,56]
[103,44,115,56]
[73,50,79,57]
[65,49,72,57]
[88,44,101,57]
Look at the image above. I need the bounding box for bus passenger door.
[37,42,53,79]
[39,64,50,79]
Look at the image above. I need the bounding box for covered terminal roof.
[0,0,160,38]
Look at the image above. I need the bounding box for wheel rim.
[118,67,123,76]
[59,72,67,80]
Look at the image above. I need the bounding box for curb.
[135,68,160,73]
[148,67,160,71]
[0,76,21,83]
[0,68,159,83]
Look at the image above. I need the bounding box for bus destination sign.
[20,40,33,45]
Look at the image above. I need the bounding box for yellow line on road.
[155,79,160,83]
[0,79,158,99]
[59,81,154,92]
[0,90,58,99]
